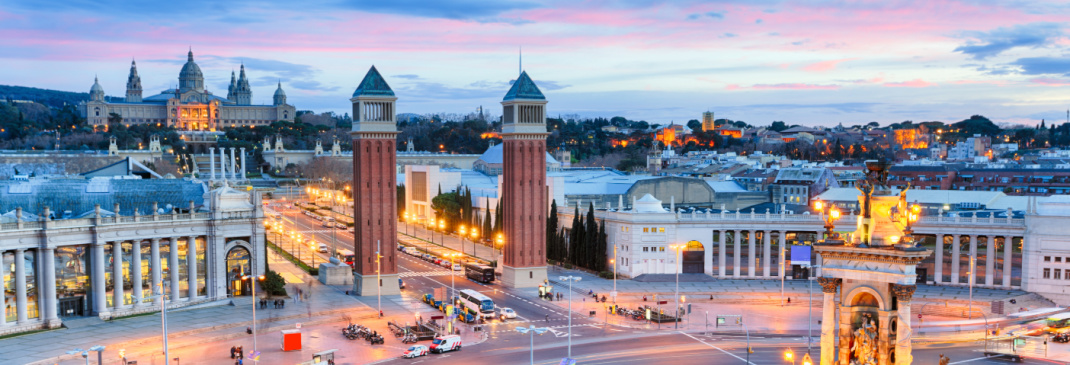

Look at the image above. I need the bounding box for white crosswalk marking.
[399,271,460,278]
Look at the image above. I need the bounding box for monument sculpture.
[813,159,933,365]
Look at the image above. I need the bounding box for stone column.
[42,247,58,325]
[969,235,977,287]
[229,148,237,181]
[718,230,727,277]
[762,230,771,277]
[169,237,180,302]
[747,230,756,277]
[1002,236,1013,287]
[150,238,162,305]
[985,236,995,287]
[219,147,227,182]
[934,234,944,284]
[878,310,892,365]
[91,243,107,315]
[777,232,785,278]
[951,234,961,284]
[240,147,247,181]
[818,277,841,365]
[210,148,216,181]
[113,242,125,308]
[188,236,198,299]
[131,240,143,305]
[732,230,741,278]
[704,232,714,276]
[892,284,917,365]
[838,302,852,365]
[14,248,27,323]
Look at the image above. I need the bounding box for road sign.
[559,358,576,365]
[917,314,922,319]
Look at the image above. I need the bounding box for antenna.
[519,46,522,75]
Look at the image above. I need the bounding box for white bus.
[458,289,495,319]
[321,217,335,227]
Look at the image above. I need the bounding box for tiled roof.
[503,71,545,101]
[353,66,395,97]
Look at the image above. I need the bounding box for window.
[1045,256,1051,262]
[1056,257,1063,263]
[658,227,665,233]
[1043,268,1051,279]
[643,228,649,233]
[1056,269,1063,280]
[643,247,648,252]
[659,247,665,252]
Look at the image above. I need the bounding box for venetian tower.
[125,60,142,102]
[350,66,401,296]
[500,71,550,288]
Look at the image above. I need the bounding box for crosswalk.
[399,271,461,278]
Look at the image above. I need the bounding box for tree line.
[546,200,608,274]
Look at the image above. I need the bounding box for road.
[265,200,1028,365]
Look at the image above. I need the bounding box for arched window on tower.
[94,107,100,117]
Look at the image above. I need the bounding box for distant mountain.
[0,85,123,109]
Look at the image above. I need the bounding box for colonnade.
[714,229,822,278]
[209,147,247,182]
[931,233,1019,288]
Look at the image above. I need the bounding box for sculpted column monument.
[818,277,841,365]
[892,284,917,365]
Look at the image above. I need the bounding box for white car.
[403,344,429,358]
[317,243,328,253]
[452,264,463,271]
[497,307,517,319]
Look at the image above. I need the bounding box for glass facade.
[196,238,207,297]
[138,241,151,300]
[55,245,89,316]
[24,250,38,319]
[3,251,13,322]
[177,239,188,299]
[160,240,171,297]
[104,243,115,308]
[226,246,251,296]
[120,242,133,306]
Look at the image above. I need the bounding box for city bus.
[335,248,355,267]
[458,289,495,319]
[322,216,335,228]
[464,263,495,284]
[1045,312,1070,333]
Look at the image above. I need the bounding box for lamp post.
[138,284,171,364]
[377,240,383,318]
[784,349,795,365]
[67,345,105,365]
[459,225,467,256]
[470,229,479,258]
[438,220,445,249]
[559,275,582,359]
[242,274,266,362]
[670,243,685,329]
[515,326,549,365]
[445,253,460,300]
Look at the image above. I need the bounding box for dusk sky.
[4,0,1070,127]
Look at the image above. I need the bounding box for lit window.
[659,247,665,252]
[658,227,665,233]
[643,228,649,233]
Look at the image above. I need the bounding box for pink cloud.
[728,83,840,90]
[1029,77,1070,86]
[802,58,856,72]
[882,79,935,88]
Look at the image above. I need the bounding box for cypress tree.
[570,205,583,266]
[584,202,597,269]
[547,199,559,262]
[596,219,608,272]
[483,200,493,242]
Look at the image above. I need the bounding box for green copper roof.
[352,66,395,97]
[503,71,545,101]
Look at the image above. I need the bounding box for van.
[429,335,462,353]
[317,243,329,253]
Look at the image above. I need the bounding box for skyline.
[4,1,1070,126]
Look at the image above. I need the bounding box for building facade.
[0,178,264,336]
[80,51,296,132]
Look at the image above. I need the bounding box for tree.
[396,184,405,219]
[546,199,560,262]
[595,219,607,272]
[431,191,461,229]
[770,121,789,132]
[686,119,702,131]
[584,202,598,269]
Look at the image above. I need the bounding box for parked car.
[429,335,462,353]
[403,344,429,358]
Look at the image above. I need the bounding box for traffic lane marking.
[681,331,757,365]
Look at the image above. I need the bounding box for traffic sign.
[917,314,922,319]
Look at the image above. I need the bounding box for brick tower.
[500,71,550,288]
[350,66,401,296]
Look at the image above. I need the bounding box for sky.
[3,0,1070,127]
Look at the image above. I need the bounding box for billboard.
[791,245,812,266]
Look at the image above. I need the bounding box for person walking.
[230,346,236,359]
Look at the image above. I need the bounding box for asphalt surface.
[268,201,1049,365]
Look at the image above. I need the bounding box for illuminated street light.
[242,274,267,362]
[516,326,549,364]
[784,349,795,365]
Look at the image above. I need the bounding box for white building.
[0,177,265,335]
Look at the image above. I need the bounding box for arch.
[682,240,704,273]
[685,240,704,251]
[844,285,888,310]
[224,241,253,296]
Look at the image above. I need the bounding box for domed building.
[80,50,296,144]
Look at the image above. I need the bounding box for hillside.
[0,85,122,109]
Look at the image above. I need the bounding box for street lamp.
[438,219,445,247]
[669,244,685,329]
[66,345,104,365]
[445,252,461,300]
[801,353,813,365]
[138,284,171,364]
[470,229,479,257]
[559,275,582,359]
[459,225,467,255]
[611,244,618,304]
[784,349,794,365]
[812,200,842,243]
[515,326,549,365]
[242,274,266,362]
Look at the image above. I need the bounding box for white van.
[429,335,462,353]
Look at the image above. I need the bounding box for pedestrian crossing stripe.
[399,271,460,278]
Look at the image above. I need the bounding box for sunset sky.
[4,0,1070,126]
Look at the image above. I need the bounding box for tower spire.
[519,46,522,75]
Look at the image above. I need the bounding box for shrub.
[261,270,288,296]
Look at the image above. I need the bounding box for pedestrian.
[238,346,244,359]
[545,314,549,322]
[230,346,236,359]
[787,297,791,304]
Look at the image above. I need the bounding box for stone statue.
[856,179,874,218]
[850,319,878,365]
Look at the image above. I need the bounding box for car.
[429,335,462,353]
[317,243,329,253]
[403,344,429,358]
[1055,333,1070,343]
[452,264,463,271]
[496,307,517,320]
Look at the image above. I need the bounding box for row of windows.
[642,227,666,233]
[641,246,667,252]
[1042,268,1070,280]
[1043,256,1068,263]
